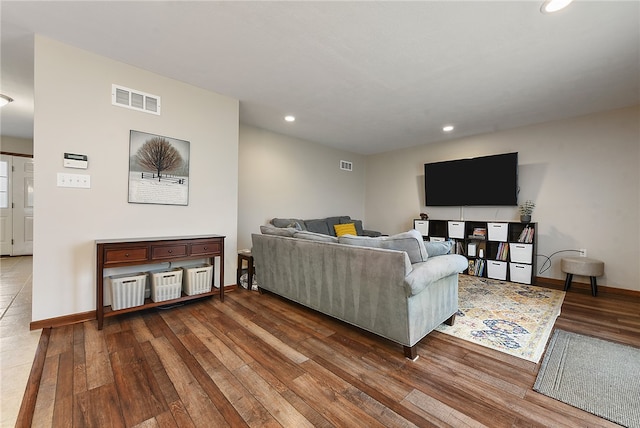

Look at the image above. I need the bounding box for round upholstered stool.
[561,257,605,296]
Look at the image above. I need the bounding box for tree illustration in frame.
[128,130,190,205]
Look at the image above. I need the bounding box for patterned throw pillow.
[334,223,357,237]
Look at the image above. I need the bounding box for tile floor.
[0,256,40,428]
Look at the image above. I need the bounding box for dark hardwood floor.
[17,282,639,427]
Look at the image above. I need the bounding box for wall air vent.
[340,160,353,171]
[111,84,161,115]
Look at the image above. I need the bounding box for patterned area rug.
[436,276,565,362]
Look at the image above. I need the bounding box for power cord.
[536,249,582,275]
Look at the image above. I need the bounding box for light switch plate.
[57,173,91,188]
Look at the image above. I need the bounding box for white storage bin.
[448,221,465,239]
[109,272,146,310]
[183,264,213,296]
[429,236,446,242]
[510,243,533,263]
[150,267,183,302]
[413,220,429,236]
[487,223,508,242]
[509,263,532,284]
[487,261,507,280]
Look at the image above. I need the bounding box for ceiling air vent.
[111,84,161,115]
[340,160,353,171]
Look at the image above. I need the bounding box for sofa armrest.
[404,254,468,296]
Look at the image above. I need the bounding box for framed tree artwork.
[128,130,190,205]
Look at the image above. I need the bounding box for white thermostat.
[63,153,88,169]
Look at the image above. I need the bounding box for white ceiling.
[1,1,638,155]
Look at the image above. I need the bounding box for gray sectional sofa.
[270,216,382,237]
[251,227,468,359]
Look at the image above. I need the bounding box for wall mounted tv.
[424,152,518,206]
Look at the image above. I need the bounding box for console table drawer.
[152,244,188,260]
[191,240,221,256]
[104,247,149,264]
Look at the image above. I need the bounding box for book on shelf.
[496,242,509,261]
[472,227,487,238]
[517,226,535,244]
[467,258,485,276]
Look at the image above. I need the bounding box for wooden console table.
[96,234,225,329]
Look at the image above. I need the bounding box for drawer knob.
[125,253,130,257]
[204,246,208,250]
[168,250,173,253]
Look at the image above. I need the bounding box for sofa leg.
[403,345,419,361]
[445,313,456,326]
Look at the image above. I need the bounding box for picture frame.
[128,130,190,206]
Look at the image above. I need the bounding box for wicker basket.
[182,264,213,296]
[149,268,183,302]
[109,272,146,310]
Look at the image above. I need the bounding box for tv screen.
[424,152,518,206]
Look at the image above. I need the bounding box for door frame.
[0,152,34,256]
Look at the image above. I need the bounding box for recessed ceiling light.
[284,115,295,122]
[540,0,574,14]
[0,94,14,108]
[442,125,454,132]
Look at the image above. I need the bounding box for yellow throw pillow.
[334,223,357,237]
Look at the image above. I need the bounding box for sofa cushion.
[260,224,298,237]
[337,234,382,250]
[424,240,453,257]
[271,218,305,230]
[293,230,339,243]
[324,216,346,236]
[339,229,428,264]
[334,223,357,237]
[304,219,331,235]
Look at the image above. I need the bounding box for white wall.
[365,106,640,291]
[237,125,366,250]
[33,37,239,321]
[0,136,33,155]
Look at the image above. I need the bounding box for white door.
[12,157,34,255]
[0,155,34,256]
[0,155,12,255]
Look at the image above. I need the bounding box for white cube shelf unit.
[413,219,537,285]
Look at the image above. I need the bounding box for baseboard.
[535,277,640,298]
[29,284,238,330]
[30,311,95,330]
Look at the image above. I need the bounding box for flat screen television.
[424,152,518,206]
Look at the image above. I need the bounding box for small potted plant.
[519,200,535,223]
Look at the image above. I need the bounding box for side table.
[237,250,255,290]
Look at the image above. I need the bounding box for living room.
[23,30,640,325]
[1,1,639,426]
